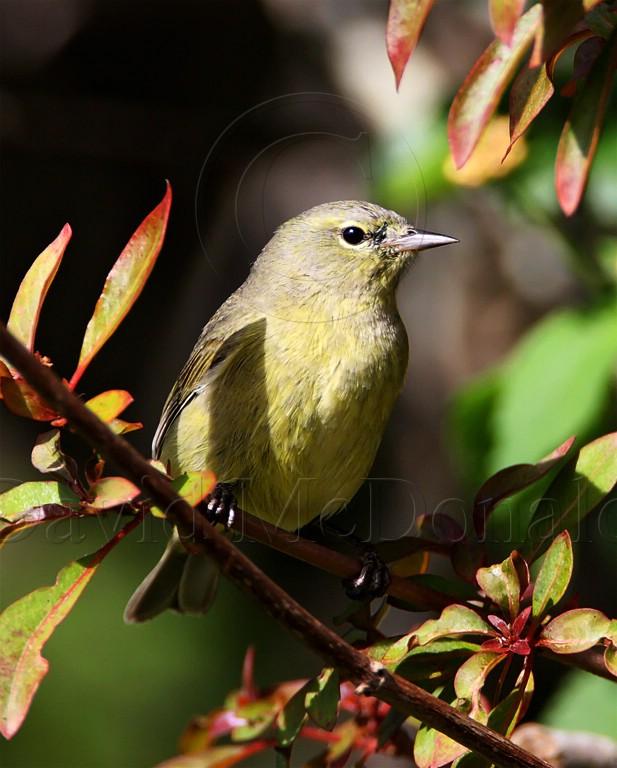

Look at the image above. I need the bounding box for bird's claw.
[202,484,237,530]
[343,549,391,601]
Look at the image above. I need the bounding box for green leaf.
[367,634,413,668]
[31,429,76,482]
[6,224,71,355]
[454,652,505,706]
[476,553,521,620]
[604,620,617,677]
[487,669,534,736]
[85,390,134,422]
[448,4,541,168]
[526,433,617,559]
[412,605,493,646]
[538,608,610,654]
[489,0,525,45]
[492,302,617,473]
[506,62,554,158]
[473,436,574,539]
[386,0,435,89]
[531,531,573,620]
[0,534,123,739]
[275,683,308,747]
[173,471,217,507]
[0,480,79,521]
[88,477,140,510]
[0,504,76,549]
[556,33,616,216]
[69,183,172,389]
[305,668,339,730]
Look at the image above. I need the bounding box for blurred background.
[1,1,615,766]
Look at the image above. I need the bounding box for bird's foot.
[343,548,391,601]
[201,483,237,530]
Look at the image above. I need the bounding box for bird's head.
[258,201,458,301]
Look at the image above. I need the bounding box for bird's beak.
[384,228,459,253]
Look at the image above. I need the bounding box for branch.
[0,322,550,768]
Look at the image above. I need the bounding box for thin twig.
[0,322,558,768]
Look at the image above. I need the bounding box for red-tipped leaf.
[448,4,541,169]
[386,0,435,89]
[489,0,526,45]
[69,182,171,389]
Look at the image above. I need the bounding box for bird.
[124,200,457,622]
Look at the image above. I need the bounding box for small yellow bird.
[125,201,456,622]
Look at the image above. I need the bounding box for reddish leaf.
[0,519,137,738]
[489,0,526,45]
[0,504,76,548]
[511,605,532,637]
[88,477,140,510]
[506,63,555,157]
[386,0,435,89]
[0,376,57,421]
[6,224,71,355]
[532,0,605,64]
[538,608,610,653]
[556,34,617,216]
[448,4,541,169]
[531,531,573,621]
[85,390,134,422]
[68,183,172,389]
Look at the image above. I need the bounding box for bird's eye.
[341,226,366,245]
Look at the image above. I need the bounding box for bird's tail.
[124,529,220,622]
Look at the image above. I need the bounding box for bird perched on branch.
[125,201,457,622]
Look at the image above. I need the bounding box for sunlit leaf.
[69,182,172,389]
[305,668,339,731]
[538,608,610,653]
[531,531,573,621]
[476,553,521,620]
[0,529,127,739]
[85,390,133,422]
[448,4,541,169]
[88,476,140,510]
[604,620,617,677]
[506,63,554,157]
[454,651,505,705]
[31,429,76,483]
[412,605,493,646]
[473,436,575,538]
[0,480,80,521]
[556,33,617,216]
[386,0,435,89]
[6,224,71,355]
[275,682,307,747]
[156,744,268,768]
[489,0,525,45]
[108,418,143,435]
[526,433,617,560]
[0,376,57,421]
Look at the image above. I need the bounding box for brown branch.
[229,510,452,610]
[0,322,551,768]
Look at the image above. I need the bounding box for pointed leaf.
[0,481,80,521]
[0,376,57,421]
[412,605,493,646]
[526,433,617,560]
[604,620,617,677]
[0,504,76,549]
[506,63,554,158]
[556,33,617,216]
[531,530,573,621]
[305,668,339,730]
[88,477,140,510]
[6,224,71,355]
[454,652,505,705]
[275,683,308,747]
[484,669,535,741]
[476,553,521,620]
[31,429,77,483]
[0,522,131,740]
[448,4,541,168]
[108,418,143,435]
[69,183,172,389]
[386,0,435,89]
[489,0,526,45]
[538,608,610,654]
[85,390,134,422]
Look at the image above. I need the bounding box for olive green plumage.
[124,201,456,622]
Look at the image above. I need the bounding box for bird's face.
[263,201,457,300]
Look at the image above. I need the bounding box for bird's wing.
[151,316,265,460]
